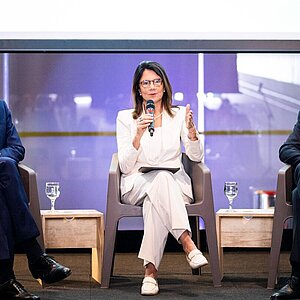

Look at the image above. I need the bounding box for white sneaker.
[141,277,159,296]
[186,249,208,269]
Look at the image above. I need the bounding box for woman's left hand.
[185,104,198,141]
[185,104,195,129]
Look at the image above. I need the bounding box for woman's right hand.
[133,114,154,149]
[136,114,153,136]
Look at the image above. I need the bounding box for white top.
[116,106,204,197]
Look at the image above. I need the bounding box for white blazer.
[116,106,204,198]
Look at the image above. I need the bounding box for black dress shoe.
[29,254,71,284]
[0,279,40,300]
[270,276,300,299]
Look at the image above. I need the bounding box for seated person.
[116,61,207,295]
[0,100,71,300]
[271,111,300,300]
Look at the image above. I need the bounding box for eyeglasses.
[140,78,162,88]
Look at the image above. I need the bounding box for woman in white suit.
[116,61,207,295]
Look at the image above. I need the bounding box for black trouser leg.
[291,164,300,276]
[0,158,40,244]
[0,158,42,279]
[17,238,44,264]
[0,258,15,284]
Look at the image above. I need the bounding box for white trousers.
[122,170,192,270]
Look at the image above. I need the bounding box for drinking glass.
[224,181,238,210]
[45,182,60,212]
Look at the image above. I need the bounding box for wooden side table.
[216,208,274,278]
[41,209,104,284]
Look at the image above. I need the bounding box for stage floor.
[14,250,291,299]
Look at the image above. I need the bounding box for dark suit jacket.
[279,111,300,168]
[0,100,25,162]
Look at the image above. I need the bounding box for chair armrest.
[278,164,293,205]
[109,153,120,176]
[107,153,121,207]
[190,162,213,204]
[18,163,35,174]
[18,163,36,203]
[182,153,213,205]
[18,163,44,250]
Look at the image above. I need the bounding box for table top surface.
[41,209,103,218]
[216,208,274,217]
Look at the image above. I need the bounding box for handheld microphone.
[146,100,155,136]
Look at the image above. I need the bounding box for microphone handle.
[148,112,154,136]
[146,100,155,136]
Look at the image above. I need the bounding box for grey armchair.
[101,153,221,288]
[18,163,44,250]
[267,164,293,289]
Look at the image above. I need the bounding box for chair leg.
[267,213,287,289]
[189,216,200,275]
[204,216,222,287]
[101,217,119,288]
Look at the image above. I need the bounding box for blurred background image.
[0,52,298,229]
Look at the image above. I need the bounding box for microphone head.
[146,100,155,111]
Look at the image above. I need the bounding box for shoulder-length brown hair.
[131,61,174,119]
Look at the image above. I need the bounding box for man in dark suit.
[0,100,71,300]
[271,112,300,299]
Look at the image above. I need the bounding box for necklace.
[154,112,163,120]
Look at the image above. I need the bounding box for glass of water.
[224,181,238,210]
[45,182,60,212]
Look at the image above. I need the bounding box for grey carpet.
[13,250,291,299]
